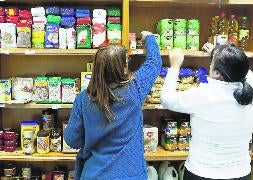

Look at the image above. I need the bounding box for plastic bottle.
[209,15,219,45]
[239,16,250,50]
[217,12,228,46]
[228,15,239,46]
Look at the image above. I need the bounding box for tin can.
[22,165,31,179]
[37,130,50,154]
[3,164,16,177]
[174,19,187,35]
[174,35,187,49]
[187,35,199,50]
[156,19,173,35]
[160,33,173,50]
[50,129,62,152]
[187,19,200,35]
[23,130,35,154]
[164,120,177,136]
[178,121,191,135]
[161,134,177,151]
[178,135,188,151]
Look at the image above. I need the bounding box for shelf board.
[3,102,73,109]
[0,49,98,56]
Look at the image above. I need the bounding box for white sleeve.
[160,68,203,114]
[246,70,253,87]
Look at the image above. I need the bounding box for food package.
[31,7,45,17]
[0,16,5,23]
[92,23,106,48]
[6,16,19,24]
[48,77,61,103]
[143,125,158,152]
[20,19,33,27]
[0,79,11,102]
[0,7,4,16]
[62,78,76,103]
[107,24,122,44]
[187,35,199,50]
[76,8,90,18]
[34,76,48,103]
[19,10,32,20]
[5,7,18,16]
[77,17,91,25]
[76,25,92,49]
[0,23,16,48]
[156,19,173,35]
[107,17,121,24]
[59,28,67,49]
[107,8,121,17]
[66,28,76,49]
[46,6,60,15]
[61,16,76,27]
[174,35,187,49]
[44,23,59,48]
[92,17,106,25]
[62,122,79,153]
[20,121,40,150]
[129,33,136,49]
[12,77,33,101]
[93,9,107,18]
[17,24,31,48]
[81,72,92,91]
[60,8,75,17]
[47,15,61,24]
[32,23,45,48]
[33,16,47,24]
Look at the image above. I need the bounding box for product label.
[50,136,62,152]
[37,137,49,153]
[216,35,228,46]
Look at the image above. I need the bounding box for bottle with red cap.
[228,14,239,46]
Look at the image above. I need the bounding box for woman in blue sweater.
[64,31,162,180]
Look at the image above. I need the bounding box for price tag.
[1,49,10,54]
[52,104,61,109]
[25,50,36,55]
[132,49,144,55]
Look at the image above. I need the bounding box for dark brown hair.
[87,44,133,122]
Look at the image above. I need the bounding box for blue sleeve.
[64,95,84,149]
[133,35,162,103]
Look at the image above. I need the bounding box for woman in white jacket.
[161,45,253,180]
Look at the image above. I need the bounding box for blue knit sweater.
[64,35,162,180]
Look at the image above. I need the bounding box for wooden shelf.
[2,102,73,109]
[0,49,98,56]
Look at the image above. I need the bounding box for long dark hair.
[87,44,133,122]
[211,45,253,105]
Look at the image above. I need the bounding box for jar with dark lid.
[50,128,62,152]
[37,130,50,154]
[42,109,54,131]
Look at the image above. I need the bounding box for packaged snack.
[81,72,92,91]
[31,7,45,17]
[143,125,158,152]
[61,78,76,103]
[161,134,177,151]
[46,6,60,15]
[160,33,173,50]
[66,27,76,49]
[19,10,32,20]
[45,23,59,48]
[48,77,61,103]
[61,16,76,27]
[186,35,199,50]
[5,7,18,16]
[17,24,31,48]
[32,23,45,48]
[33,16,47,24]
[129,33,136,49]
[92,17,106,25]
[0,7,4,16]
[92,23,107,48]
[174,19,187,35]
[107,8,121,17]
[0,79,11,102]
[107,24,122,44]
[46,15,61,24]
[0,81,5,102]
[174,35,187,49]
[76,8,90,18]
[0,16,5,23]
[77,17,91,25]
[76,25,92,49]
[34,76,48,103]
[0,23,16,48]
[107,17,121,24]
[194,67,207,78]
[59,28,67,49]
[187,19,200,35]
[12,77,33,101]
[156,19,173,35]
[60,8,75,17]
[93,9,107,18]
[6,16,19,24]
[20,19,33,27]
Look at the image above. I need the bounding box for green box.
[187,35,199,50]
[77,25,92,49]
[187,19,200,35]
[174,35,186,49]
[160,33,173,50]
[156,19,173,35]
[174,19,187,35]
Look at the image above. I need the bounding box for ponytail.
[233,79,253,105]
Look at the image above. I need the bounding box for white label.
[25,50,36,55]
[132,49,144,55]
[52,104,61,109]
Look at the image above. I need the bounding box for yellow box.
[20,121,40,150]
[81,72,92,92]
